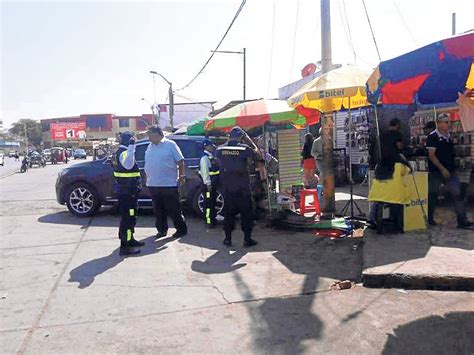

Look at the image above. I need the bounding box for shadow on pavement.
[68,235,177,289]
[382,312,474,354]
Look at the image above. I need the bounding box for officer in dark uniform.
[215,127,260,247]
[199,139,220,228]
[113,131,145,256]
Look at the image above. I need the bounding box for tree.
[9,119,43,147]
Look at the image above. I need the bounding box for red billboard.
[50,121,87,140]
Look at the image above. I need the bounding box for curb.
[0,170,19,179]
[362,272,474,291]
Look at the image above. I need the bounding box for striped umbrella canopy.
[367,32,474,106]
[204,99,320,132]
[186,117,208,135]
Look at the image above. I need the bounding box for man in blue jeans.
[145,125,188,238]
[426,114,471,228]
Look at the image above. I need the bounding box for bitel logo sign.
[319,89,345,99]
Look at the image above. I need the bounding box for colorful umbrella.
[367,32,474,106]
[204,99,320,131]
[186,117,208,136]
[288,66,372,112]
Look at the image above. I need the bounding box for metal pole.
[320,0,335,215]
[452,13,456,36]
[23,123,28,152]
[321,0,332,73]
[169,83,174,129]
[243,47,246,100]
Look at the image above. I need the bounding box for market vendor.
[426,114,471,228]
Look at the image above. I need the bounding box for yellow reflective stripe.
[209,171,220,176]
[120,151,128,164]
[206,192,211,198]
[206,208,211,224]
[114,172,140,178]
[129,209,135,216]
[127,229,132,241]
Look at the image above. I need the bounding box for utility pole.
[452,13,456,36]
[150,71,174,129]
[23,122,29,152]
[211,48,246,100]
[320,0,336,215]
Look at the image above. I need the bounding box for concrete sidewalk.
[362,208,474,291]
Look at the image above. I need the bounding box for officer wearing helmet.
[215,126,261,247]
[199,139,220,228]
[113,131,145,256]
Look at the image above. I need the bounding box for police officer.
[199,139,220,228]
[113,131,145,256]
[215,127,260,247]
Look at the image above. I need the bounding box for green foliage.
[9,119,43,147]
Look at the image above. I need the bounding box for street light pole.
[211,48,246,100]
[141,98,156,125]
[150,71,174,129]
[23,122,28,152]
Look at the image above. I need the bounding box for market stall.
[367,32,474,231]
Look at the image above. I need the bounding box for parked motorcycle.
[20,157,29,173]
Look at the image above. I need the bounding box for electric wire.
[337,0,356,65]
[176,0,247,92]
[284,0,300,98]
[343,0,357,65]
[361,0,382,62]
[266,0,277,97]
[392,0,418,47]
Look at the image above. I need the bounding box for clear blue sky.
[1,0,473,128]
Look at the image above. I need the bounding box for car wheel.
[65,183,101,217]
[193,187,224,217]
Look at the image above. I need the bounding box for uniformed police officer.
[113,131,145,256]
[215,127,261,247]
[199,139,220,228]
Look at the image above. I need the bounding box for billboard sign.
[50,122,87,140]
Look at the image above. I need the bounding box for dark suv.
[56,135,224,217]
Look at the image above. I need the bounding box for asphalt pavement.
[0,156,22,179]
[1,162,473,354]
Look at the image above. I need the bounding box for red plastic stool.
[299,189,321,216]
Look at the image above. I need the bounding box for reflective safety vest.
[208,155,220,183]
[112,147,141,194]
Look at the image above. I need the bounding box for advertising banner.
[50,122,86,140]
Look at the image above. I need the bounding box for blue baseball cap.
[202,139,214,147]
[119,131,134,146]
[229,126,244,138]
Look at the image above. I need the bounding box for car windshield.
[75,149,86,154]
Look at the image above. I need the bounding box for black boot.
[128,238,145,247]
[243,233,258,248]
[119,246,141,256]
[223,232,232,246]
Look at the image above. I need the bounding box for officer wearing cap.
[113,131,145,256]
[215,127,261,247]
[199,139,220,228]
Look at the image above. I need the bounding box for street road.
[0,156,21,179]
[1,160,473,354]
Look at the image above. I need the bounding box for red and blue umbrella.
[367,32,474,106]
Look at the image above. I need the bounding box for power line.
[343,0,356,65]
[266,0,277,97]
[337,0,356,65]
[284,0,300,98]
[392,0,417,47]
[362,0,381,62]
[176,0,247,92]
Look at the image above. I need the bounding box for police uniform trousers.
[223,188,253,237]
[118,192,138,245]
[204,185,218,226]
